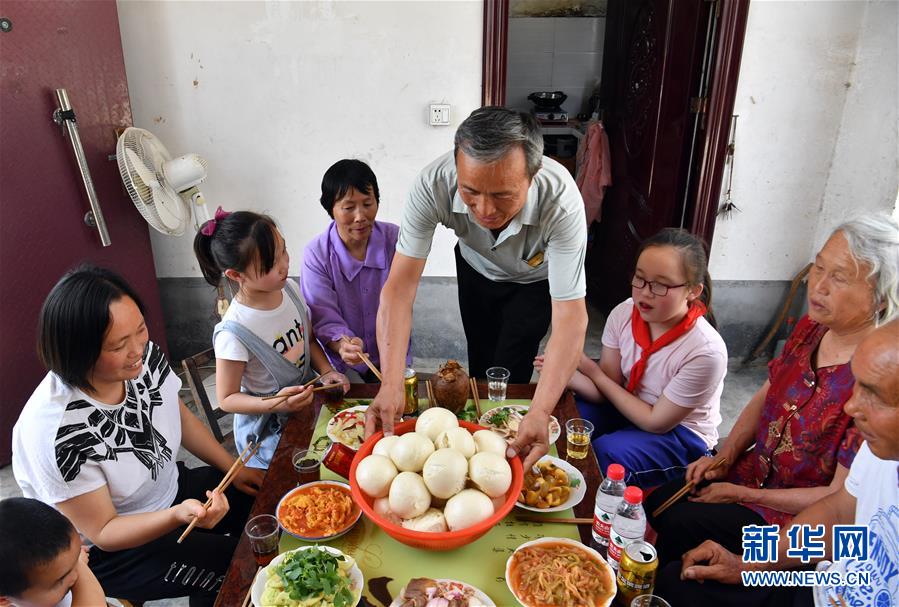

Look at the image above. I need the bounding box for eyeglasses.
[630,276,688,296]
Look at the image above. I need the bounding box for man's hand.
[230,465,266,496]
[365,384,405,438]
[338,336,365,366]
[681,540,744,584]
[688,481,748,504]
[507,409,550,470]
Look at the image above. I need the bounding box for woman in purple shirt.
[301,159,407,382]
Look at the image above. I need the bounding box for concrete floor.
[0,303,767,606]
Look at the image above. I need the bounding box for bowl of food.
[506,537,616,607]
[276,480,362,541]
[479,405,561,445]
[252,545,363,607]
[349,407,523,551]
[389,578,495,607]
[516,456,586,512]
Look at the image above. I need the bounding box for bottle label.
[592,510,613,539]
[608,530,631,570]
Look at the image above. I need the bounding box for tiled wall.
[506,17,606,117]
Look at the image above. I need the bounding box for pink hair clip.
[200,206,231,236]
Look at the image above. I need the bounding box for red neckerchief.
[626,300,708,393]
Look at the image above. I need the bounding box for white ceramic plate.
[252,545,363,607]
[478,405,561,445]
[515,455,587,513]
[276,480,362,541]
[388,579,495,607]
[326,405,368,450]
[505,537,616,607]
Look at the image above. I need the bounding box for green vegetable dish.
[260,547,358,607]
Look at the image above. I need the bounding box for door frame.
[481,0,750,246]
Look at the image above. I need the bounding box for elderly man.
[654,318,899,606]
[366,107,588,469]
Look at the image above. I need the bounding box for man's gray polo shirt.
[396,151,587,301]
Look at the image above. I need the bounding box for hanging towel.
[575,121,612,224]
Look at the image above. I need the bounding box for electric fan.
[116,127,211,236]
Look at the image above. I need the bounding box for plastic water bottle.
[592,463,626,557]
[607,486,646,572]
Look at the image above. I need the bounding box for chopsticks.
[651,457,729,518]
[829,595,848,607]
[262,373,321,409]
[425,379,435,408]
[177,441,260,543]
[516,515,593,525]
[340,335,382,381]
[241,566,261,607]
[469,377,482,418]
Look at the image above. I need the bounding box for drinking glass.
[245,514,280,566]
[486,366,510,402]
[631,595,672,607]
[565,418,594,460]
[292,448,321,483]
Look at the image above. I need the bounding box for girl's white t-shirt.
[214,279,311,395]
[12,342,181,520]
[602,298,727,448]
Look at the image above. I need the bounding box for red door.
[0,1,166,465]
[585,0,715,312]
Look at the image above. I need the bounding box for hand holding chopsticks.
[652,456,729,518]
[177,441,260,543]
[340,335,382,381]
[263,374,320,410]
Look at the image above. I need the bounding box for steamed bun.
[389,432,435,472]
[355,454,397,498]
[435,427,477,458]
[469,451,512,498]
[444,489,494,531]
[415,407,459,442]
[389,471,431,519]
[422,448,468,499]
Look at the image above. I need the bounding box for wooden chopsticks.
[469,377,482,418]
[516,515,593,525]
[829,595,848,607]
[241,566,261,607]
[425,379,435,408]
[651,457,729,518]
[262,373,322,409]
[340,335,383,381]
[177,441,260,543]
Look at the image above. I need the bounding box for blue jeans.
[576,397,711,488]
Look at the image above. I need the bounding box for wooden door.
[0,1,167,465]
[585,0,716,312]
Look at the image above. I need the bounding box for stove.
[533,106,569,124]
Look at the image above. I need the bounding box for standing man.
[366,107,588,469]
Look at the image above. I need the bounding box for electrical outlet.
[429,104,451,126]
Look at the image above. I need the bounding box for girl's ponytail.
[193,226,223,287]
[700,268,717,329]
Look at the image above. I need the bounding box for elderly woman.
[301,159,410,382]
[646,214,899,570]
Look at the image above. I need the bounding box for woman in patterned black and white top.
[12,266,264,607]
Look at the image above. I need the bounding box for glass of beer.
[245,514,280,566]
[565,418,594,460]
[486,366,510,402]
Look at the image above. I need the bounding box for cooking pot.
[528,91,568,109]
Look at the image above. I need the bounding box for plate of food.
[478,405,561,445]
[516,456,586,512]
[389,578,495,607]
[327,405,368,450]
[505,537,616,607]
[276,481,362,541]
[252,545,363,607]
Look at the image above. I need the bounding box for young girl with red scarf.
[537,228,726,487]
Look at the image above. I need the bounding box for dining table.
[215,382,602,607]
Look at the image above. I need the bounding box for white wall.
[117,1,483,279]
[506,17,605,116]
[710,0,898,281]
